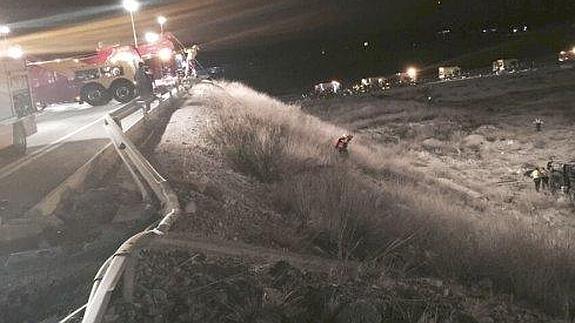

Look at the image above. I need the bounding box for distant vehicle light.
[0,25,10,34]
[157,16,167,26]
[571,47,575,54]
[406,67,418,80]
[159,48,173,61]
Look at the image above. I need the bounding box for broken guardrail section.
[60,88,185,323]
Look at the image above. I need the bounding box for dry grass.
[201,81,575,318]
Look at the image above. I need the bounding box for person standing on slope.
[335,134,354,156]
[530,167,543,192]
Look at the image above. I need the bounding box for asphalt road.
[0,100,140,220]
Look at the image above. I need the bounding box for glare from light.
[158,47,172,61]
[0,26,10,34]
[123,0,140,12]
[406,67,418,80]
[145,32,160,43]
[157,16,167,26]
[7,45,23,59]
[330,80,342,93]
[571,47,575,54]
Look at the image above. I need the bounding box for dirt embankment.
[101,80,573,322]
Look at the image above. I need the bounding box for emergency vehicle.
[29,33,186,107]
[438,66,461,80]
[29,46,142,106]
[558,48,575,63]
[0,55,37,154]
[492,59,519,74]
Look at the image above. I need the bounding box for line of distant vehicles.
[310,46,575,98]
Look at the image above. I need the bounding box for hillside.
[103,69,575,321]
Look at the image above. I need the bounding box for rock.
[462,134,485,149]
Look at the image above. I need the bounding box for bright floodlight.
[157,16,167,25]
[407,67,418,80]
[158,47,173,61]
[7,45,23,59]
[145,32,160,43]
[0,26,10,34]
[123,0,140,12]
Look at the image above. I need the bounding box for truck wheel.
[12,125,27,156]
[81,83,111,106]
[111,79,136,103]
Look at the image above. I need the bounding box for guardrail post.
[118,147,150,203]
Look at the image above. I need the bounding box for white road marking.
[0,116,106,181]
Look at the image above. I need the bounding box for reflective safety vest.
[531,169,541,179]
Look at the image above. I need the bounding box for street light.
[0,25,10,44]
[157,16,167,34]
[7,45,23,59]
[0,26,10,35]
[122,0,140,47]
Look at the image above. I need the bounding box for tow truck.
[29,46,142,106]
[29,33,186,107]
[0,53,37,154]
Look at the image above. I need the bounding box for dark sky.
[4,0,573,52]
[3,0,575,92]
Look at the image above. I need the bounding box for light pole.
[0,26,10,47]
[123,0,140,47]
[157,16,167,35]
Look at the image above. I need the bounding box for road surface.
[0,100,143,221]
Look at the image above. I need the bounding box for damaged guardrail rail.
[59,88,185,323]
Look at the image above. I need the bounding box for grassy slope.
[184,78,575,320]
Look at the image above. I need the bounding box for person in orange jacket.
[335,134,354,155]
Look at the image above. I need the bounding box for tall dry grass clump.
[202,81,575,318]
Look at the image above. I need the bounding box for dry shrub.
[202,81,575,317]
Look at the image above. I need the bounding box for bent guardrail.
[59,87,185,323]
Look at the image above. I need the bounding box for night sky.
[2,0,575,93]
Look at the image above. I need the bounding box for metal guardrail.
[59,88,185,323]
